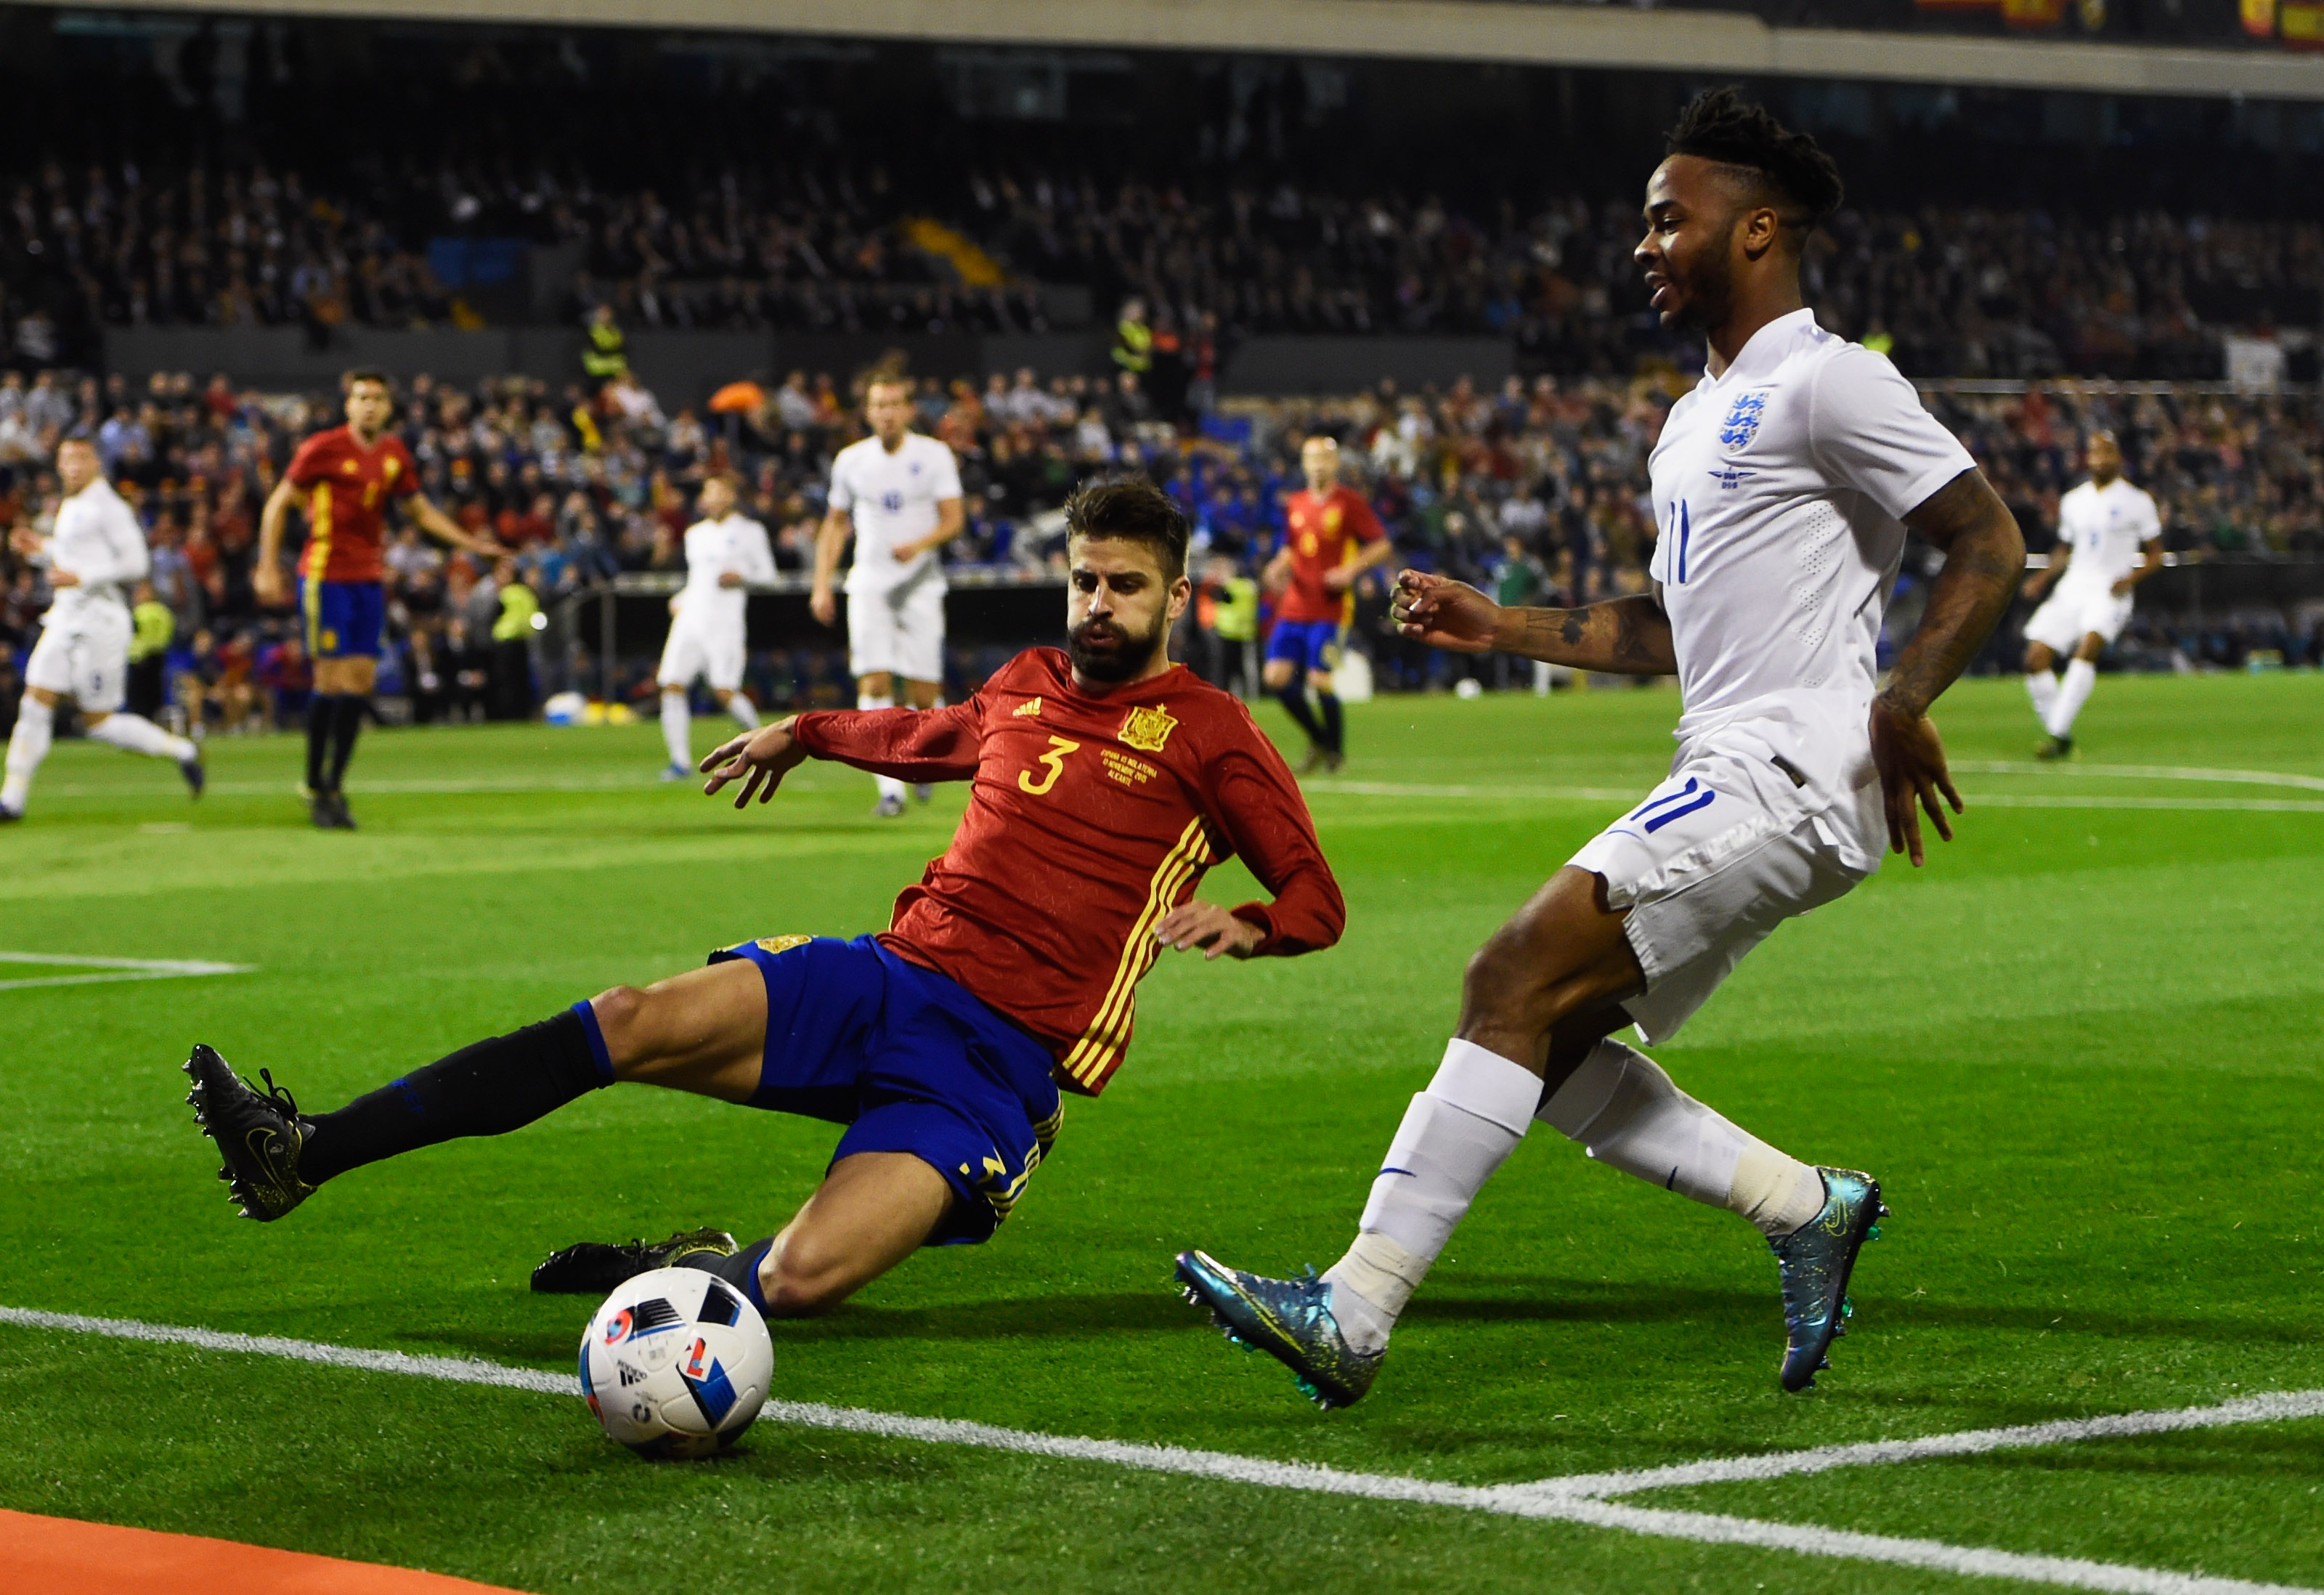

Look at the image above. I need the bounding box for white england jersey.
[40,476,150,622]
[828,431,962,598]
[674,514,776,633]
[2052,477,2160,596]
[1647,309,1974,864]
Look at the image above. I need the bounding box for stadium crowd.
[1,353,2320,741]
[5,150,2319,382]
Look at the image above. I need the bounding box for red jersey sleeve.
[792,697,986,782]
[385,437,421,498]
[1199,704,1346,957]
[286,432,336,489]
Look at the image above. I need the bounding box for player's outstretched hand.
[7,524,41,558]
[701,717,810,808]
[1869,694,1962,868]
[1391,570,1500,654]
[1154,901,1264,961]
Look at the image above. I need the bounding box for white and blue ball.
[579,1266,773,1458]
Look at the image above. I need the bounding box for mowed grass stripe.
[6,1306,2317,1595]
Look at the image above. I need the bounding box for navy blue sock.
[300,1007,610,1184]
[684,1237,775,1318]
[1274,684,1325,745]
[1317,691,1344,754]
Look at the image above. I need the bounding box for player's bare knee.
[590,985,652,1066]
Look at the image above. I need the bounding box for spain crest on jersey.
[1118,704,1178,753]
[1719,391,1768,451]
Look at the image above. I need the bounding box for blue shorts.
[1265,618,1342,677]
[303,579,386,659]
[709,935,1063,1246]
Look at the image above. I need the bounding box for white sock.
[727,694,760,731]
[660,690,690,768]
[2025,670,2058,725]
[87,713,197,763]
[1320,1039,1541,1354]
[2047,658,2096,739]
[1539,1038,1825,1238]
[3,697,54,811]
[858,694,905,802]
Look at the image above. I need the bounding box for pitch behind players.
[183,480,1344,1320]
[657,474,777,779]
[2018,429,2162,759]
[1262,437,1391,773]
[256,371,503,829]
[810,376,964,816]
[2,439,203,820]
[1179,89,2026,1405]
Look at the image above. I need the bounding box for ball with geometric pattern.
[578,1267,773,1458]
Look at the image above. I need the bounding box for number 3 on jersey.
[1018,735,1081,796]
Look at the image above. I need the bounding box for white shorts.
[657,617,746,694]
[25,602,132,714]
[1568,744,1876,1045]
[2024,585,2133,654]
[847,581,946,684]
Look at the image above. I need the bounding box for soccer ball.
[578,1267,774,1459]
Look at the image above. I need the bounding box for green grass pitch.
[1,670,2318,1592]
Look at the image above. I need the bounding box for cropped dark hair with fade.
[1665,88,1845,236]
[344,368,392,391]
[1063,476,1190,581]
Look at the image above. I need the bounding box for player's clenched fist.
[1391,569,1500,653]
[701,715,809,807]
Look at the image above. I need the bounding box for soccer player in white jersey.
[1179,89,2026,1405]
[656,474,777,779]
[3,438,203,821]
[2018,430,2163,759]
[810,375,964,816]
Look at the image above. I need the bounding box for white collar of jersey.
[1703,306,1821,389]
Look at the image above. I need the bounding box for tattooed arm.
[1390,570,1676,675]
[1870,467,2026,866]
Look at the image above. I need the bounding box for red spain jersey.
[1277,485,1386,624]
[792,649,1344,1095]
[287,426,420,583]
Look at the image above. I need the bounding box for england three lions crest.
[1118,704,1178,753]
[1719,391,1768,451]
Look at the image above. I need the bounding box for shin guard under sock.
[681,1236,776,1318]
[301,1007,612,1184]
[305,696,336,792]
[1274,686,1325,747]
[1317,691,1344,754]
[327,694,366,790]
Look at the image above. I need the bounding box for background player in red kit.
[1261,435,1391,772]
[184,479,1344,1322]
[256,370,502,829]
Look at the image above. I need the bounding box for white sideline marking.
[2,1305,2316,1594]
[0,951,254,994]
[1951,761,2324,794]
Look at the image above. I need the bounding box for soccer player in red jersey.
[256,370,501,829]
[1261,436,1391,772]
[184,479,1345,1319]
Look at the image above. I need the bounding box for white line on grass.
[1304,779,2324,815]
[1951,761,2324,794]
[0,951,254,994]
[3,1304,2316,1594]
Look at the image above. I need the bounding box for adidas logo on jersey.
[1013,697,1043,718]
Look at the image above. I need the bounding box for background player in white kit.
[3,438,203,821]
[1179,90,2026,1408]
[656,474,776,779]
[2018,429,2163,759]
[809,376,964,816]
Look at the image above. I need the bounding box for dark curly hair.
[1665,88,1845,234]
